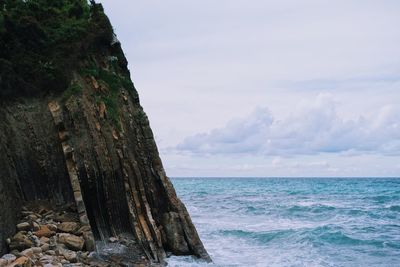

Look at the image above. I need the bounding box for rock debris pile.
[0,202,148,267]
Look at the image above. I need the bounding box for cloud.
[176,93,400,156]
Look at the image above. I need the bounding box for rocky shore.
[0,202,150,267]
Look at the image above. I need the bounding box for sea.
[166,178,400,267]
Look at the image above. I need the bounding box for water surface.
[167,178,400,267]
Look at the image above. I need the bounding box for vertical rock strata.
[0,2,210,265]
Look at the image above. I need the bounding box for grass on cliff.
[0,0,114,99]
[81,61,135,131]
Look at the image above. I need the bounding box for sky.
[100,0,400,177]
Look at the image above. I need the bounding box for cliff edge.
[0,0,210,265]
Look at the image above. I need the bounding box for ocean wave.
[367,195,397,203]
[287,204,336,214]
[389,205,400,212]
[219,229,294,244]
[301,226,389,248]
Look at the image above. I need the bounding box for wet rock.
[35,225,56,238]
[16,222,31,231]
[82,231,95,251]
[58,234,84,251]
[162,212,190,254]
[57,222,79,233]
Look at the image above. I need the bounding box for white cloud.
[176,93,400,156]
[100,0,400,176]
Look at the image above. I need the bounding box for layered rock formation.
[0,0,210,265]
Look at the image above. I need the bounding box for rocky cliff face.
[0,1,209,265]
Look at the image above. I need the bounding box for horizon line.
[170,176,400,179]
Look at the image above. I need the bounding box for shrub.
[0,0,114,99]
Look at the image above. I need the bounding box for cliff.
[0,0,210,265]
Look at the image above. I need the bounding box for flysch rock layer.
[0,3,210,266]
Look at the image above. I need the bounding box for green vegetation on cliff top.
[0,0,114,98]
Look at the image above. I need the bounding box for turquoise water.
[167,178,400,267]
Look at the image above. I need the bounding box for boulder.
[57,222,79,233]
[39,255,54,264]
[46,250,56,256]
[20,248,34,258]
[32,247,42,254]
[47,224,58,232]
[16,222,31,231]
[9,256,30,267]
[27,214,40,221]
[1,254,16,264]
[60,249,77,263]
[41,243,50,252]
[9,232,33,250]
[75,226,90,235]
[30,235,40,247]
[54,213,78,223]
[32,222,41,231]
[57,234,84,251]
[40,236,50,245]
[35,225,56,238]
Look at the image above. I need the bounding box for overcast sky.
[100,0,400,177]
